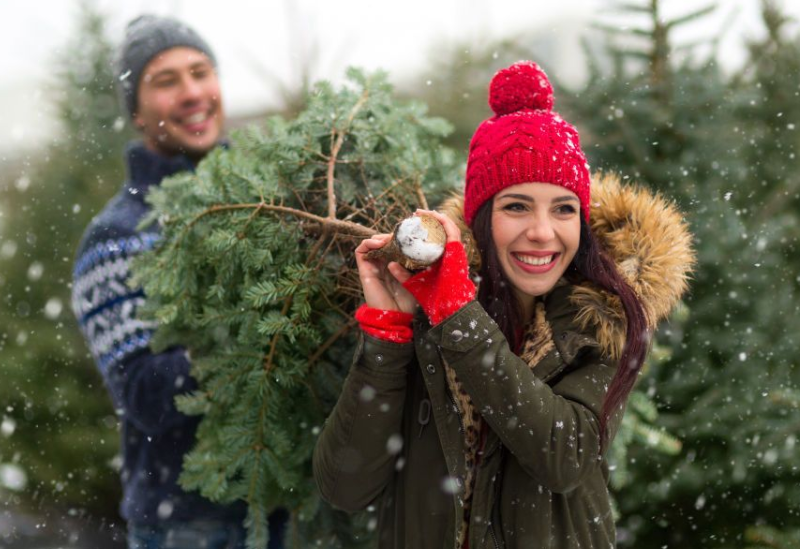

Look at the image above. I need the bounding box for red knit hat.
[463,61,591,225]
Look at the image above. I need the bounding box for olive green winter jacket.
[313,174,695,548]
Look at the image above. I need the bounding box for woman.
[313,61,694,548]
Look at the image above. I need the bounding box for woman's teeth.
[514,254,554,266]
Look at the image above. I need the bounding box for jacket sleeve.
[313,333,414,513]
[428,301,618,494]
[106,347,198,436]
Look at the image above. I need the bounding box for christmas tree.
[130,67,459,548]
[563,0,800,545]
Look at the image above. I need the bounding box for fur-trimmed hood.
[440,172,696,359]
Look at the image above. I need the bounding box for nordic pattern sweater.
[71,142,246,525]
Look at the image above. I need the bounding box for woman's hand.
[355,234,418,314]
[402,209,476,326]
[415,208,462,244]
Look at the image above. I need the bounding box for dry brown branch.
[341,177,410,223]
[186,202,378,238]
[415,179,429,210]
[326,88,371,218]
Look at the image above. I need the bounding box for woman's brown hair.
[471,199,648,450]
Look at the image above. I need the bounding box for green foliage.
[557,0,800,546]
[608,342,683,493]
[4,2,799,546]
[131,67,458,548]
[0,3,131,517]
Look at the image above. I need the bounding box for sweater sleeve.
[72,222,194,436]
[106,347,197,436]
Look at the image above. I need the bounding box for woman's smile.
[511,251,561,271]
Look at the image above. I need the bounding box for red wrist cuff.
[355,304,414,344]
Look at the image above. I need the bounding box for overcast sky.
[1,0,798,153]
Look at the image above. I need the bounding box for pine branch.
[308,318,358,368]
[415,179,429,210]
[263,233,332,373]
[263,296,295,373]
[341,177,409,223]
[756,178,800,223]
[607,1,652,13]
[664,3,717,31]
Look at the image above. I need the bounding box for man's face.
[134,47,224,158]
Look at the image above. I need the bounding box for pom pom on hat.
[489,61,554,116]
[463,60,592,225]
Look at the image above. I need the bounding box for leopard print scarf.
[446,301,555,548]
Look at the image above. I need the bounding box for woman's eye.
[555,204,577,215]
[503,202,527,212]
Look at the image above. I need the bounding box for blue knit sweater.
[71,142,247,525]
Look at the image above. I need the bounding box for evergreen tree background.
[1,1,800,548]
[565,1,800,546]
[0,3,130,528]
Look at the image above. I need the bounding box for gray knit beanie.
[116,15,217,119]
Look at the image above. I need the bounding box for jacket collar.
[543,284,600,367]
[439,172,696,361]
[123,141,198,203]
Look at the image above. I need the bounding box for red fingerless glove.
[355,304,414,344]
[402,241,476,326]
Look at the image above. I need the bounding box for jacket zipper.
[489,522,500,549]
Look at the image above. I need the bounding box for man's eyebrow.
[147,61,211,79]
[146,68,178,79]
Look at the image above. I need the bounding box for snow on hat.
[116,14,217,119]
[463,61,591,225]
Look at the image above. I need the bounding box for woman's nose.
[525,215,555,242]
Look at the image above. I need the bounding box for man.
[71,15,286,549]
